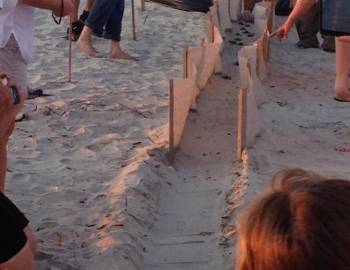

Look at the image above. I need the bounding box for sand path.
[144,72,239,269]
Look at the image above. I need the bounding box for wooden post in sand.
[131,0,137,40]
[68,16,73,82]
[168,79,175,161]
[266,0,276,33]
[141,0,145,11]
[182,47,189,79]
[237,88,247,161]
[263,28,270,62]
[207,13,215,43]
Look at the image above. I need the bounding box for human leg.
[104,0,136,60]
[321,35,335,52]
[77,0,115,57]
[76,26,99,57]
[334,37,350,101]
[295,1,319,48]
[80,0,95,22]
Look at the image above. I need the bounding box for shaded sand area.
[5,4,350,269]
[223,19,350,267]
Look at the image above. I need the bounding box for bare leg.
[109,41,137,60]
[335,37,350,101]
[84,0,95,11]
[71,0,80,22]
[77,26,99,57]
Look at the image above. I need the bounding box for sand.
[5,2,350,269]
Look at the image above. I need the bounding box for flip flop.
[334,97,350,102]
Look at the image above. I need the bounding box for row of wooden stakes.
[236,1,276,161]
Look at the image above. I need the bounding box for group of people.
[0,0,134,98]
[0,0,350,268]
[242,0,350,101]
[71,0,135,59]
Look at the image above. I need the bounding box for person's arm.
[276,0,317,39]
[22,0,74,16]
[0,242,35,270]
[0,82,12,193]
[0,77,27,192]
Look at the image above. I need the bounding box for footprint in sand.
[335,142,350,153]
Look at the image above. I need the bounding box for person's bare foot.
[110,50,137,60]
[77,39,99,57]
[335,90,350,102]
[335,142,350,152]
[77,26,100,58]
[109,41,137,61]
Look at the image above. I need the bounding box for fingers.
[275,27,288,41]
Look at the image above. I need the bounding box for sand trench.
[5,1,350,269]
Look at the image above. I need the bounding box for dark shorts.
[0,192,29,263]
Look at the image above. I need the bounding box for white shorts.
[0,35,27,88]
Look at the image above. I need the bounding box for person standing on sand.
[276,0,350,102]
[293,1,334,51]
[0,76,37,269]
[0,0,74,90]
[77,0,136,59]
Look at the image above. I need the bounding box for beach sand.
[5,4,350,270]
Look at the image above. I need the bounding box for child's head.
[236,168,350,270]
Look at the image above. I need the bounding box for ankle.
[80,10,90,22]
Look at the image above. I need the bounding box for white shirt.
[0,0,17,14]
[0,1,33,63]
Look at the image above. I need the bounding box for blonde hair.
[236,168,350,270]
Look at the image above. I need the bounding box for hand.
[240,10,254,23]
[276,20,293,40]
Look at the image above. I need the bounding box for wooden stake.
[141,0,145,11]
[215,0,222,34]
[263,28,270,62]
[237,88,246,161]
[68,16,73,82]
[169,80,175,158]
[208,13,215,43]
[131,0,136,40]
[266,0,276,33]
[182,47,189,79]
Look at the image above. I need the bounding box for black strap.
[52,0,64,25]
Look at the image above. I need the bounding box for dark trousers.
[85,0,125,42]
[295,1,334,50]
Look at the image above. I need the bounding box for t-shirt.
[0,0,18,14]
[0,192,29,264]
[0,2,33,63]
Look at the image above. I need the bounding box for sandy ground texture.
[222,17,350,268]
[5,3,214,269]
[6,3,350,269]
